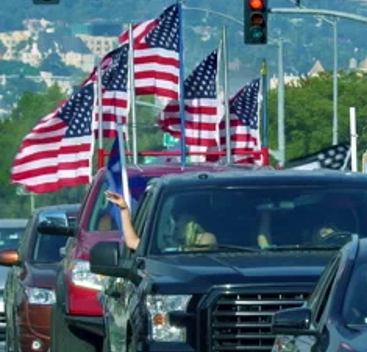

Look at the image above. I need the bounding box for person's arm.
[105,191,140,250]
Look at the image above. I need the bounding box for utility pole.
[277,39,285,166]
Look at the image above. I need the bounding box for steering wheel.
[318,231,354,245]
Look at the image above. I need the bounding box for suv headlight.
[146,295,191,342]
[25,287,56,305]
[70,260,105,290]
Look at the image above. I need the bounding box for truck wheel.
[50,304,98,352]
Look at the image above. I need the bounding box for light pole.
[286,0,338,145]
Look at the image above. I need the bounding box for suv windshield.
[151,185,367,254]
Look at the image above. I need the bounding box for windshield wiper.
[263,244,341,251]
[184,244,261,252]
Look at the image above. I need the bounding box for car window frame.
[310,253,341,328]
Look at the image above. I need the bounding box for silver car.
[0,219,28,342]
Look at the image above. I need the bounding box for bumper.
[19,302,52,352]
[64,314,104,337]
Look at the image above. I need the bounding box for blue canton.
[57,83,94,138]
[145,4,179,52]
[101,44,129,92]
[185,50,218,99]
[231,78,260,130]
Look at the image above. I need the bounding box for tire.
[50,304,99,352]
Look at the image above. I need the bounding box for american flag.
[129,4,179,100]
[11,84,96,193]
[119,19,158,45]
[96,44,129,139]
[284,143,351,170]
[157,50,220,147]
[214,78,262,164]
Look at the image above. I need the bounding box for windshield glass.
[150,185,367,254]
[0,226,25,250]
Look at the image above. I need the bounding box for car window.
[149,185,367,254]
[31,209,78,263]
[0,226,25,250]
[32,233,69,263]
[309,254,341,326]
[342,263,367,325]
[87,175,151,233]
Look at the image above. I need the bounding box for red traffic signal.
[249,0,264,10]
[244,0,268,45]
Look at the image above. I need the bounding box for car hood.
[26,262,59,288]
[143,251,335,294]
[0,265,10,290]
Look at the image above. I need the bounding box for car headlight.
[70,260,105,291]
[145,295,191,342]
[25,287,56,305]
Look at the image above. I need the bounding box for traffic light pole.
[269,7,367,25]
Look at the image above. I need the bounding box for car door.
[103,189,154,352]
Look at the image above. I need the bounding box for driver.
[313,223,338,243]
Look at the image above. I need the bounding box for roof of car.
[148,168,367,189]
[0,219,28,228]
[121,162,271,177]
[33,203,80,215]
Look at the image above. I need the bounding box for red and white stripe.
[11,108,93,193]
[158,98,221,147]
[120,18,179,100]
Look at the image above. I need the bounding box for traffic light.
[244,0,268,45]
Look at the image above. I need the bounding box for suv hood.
[143,251,335,294]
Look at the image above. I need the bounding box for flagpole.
[222,26,231,165]
[215,37,223,159]
[261,59,269,166]
[128,24,138,165]
[177,0,186,169]
[97,64,104,169]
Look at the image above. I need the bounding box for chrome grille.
[210,291,309,352]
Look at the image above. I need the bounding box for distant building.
[72,22,120,58]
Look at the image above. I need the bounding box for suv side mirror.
[37,209,76,237]
[273,307,316,336]
[37,221,75,237]
[0,249,20,267]
[90,241,139,281]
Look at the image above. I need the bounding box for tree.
[267,71,367,168]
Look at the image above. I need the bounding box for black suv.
[90,169,367,352]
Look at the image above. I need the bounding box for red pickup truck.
[49,163,247,352]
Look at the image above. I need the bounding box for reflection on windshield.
[152,186,367,254]
[0,227,24,250]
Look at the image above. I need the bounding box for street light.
[286,0,338,145]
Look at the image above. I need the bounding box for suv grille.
[210,291,309,352]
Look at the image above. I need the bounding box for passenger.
[104,190,217,250]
